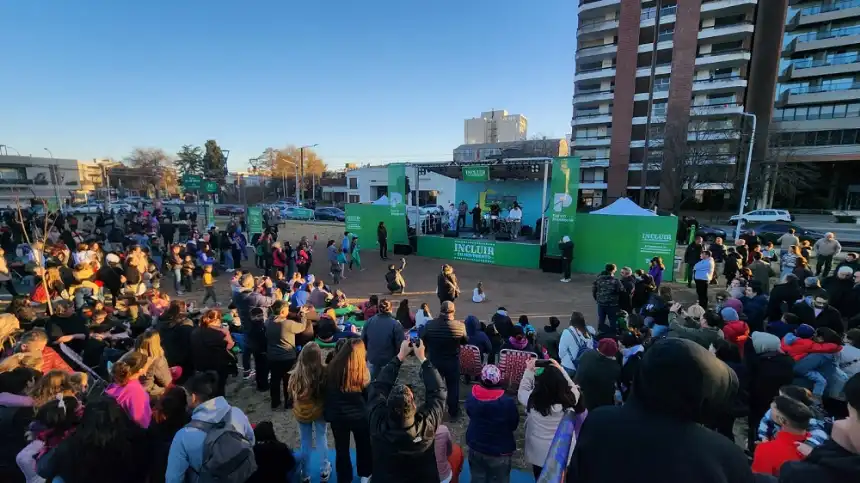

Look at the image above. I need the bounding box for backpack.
[565,328,593,369]
[187,408,257,483]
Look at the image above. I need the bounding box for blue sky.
[0,0,577,171]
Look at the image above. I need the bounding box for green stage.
[417,236,541,269]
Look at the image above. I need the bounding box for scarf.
[508,336,528,350]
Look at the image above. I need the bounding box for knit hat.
[805,277,820,289]
[597,338,618,358]
[719,307,739,322]
[440,301,455,314]
[480,364,502,386]
[105,253,120,264]
[796,324,815,339]
[751,331,781,355]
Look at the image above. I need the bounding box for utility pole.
[299,147,305,204]
[101,163,112,212]
[639,0,663,208]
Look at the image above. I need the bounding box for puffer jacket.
[592,273,622,306]
[780,333,842,361]
[722,320,750,356]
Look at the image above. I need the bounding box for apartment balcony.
[574,65,616,82]
[640,5,676,28]
[629,139,665,148]
[690,101,744,117]
[579,158,611,168]
[777,82,860,106]
[691,75,748,95]
[698,21,754,43]
[637,40,674,54]
[576,42,617,62]
[786,0,860,31]
[783,26,860,55]
[695,49,751,69]
[780,55,860,81]
[579,0,620,17]
[574,88,615,105]
[687,129,742,142]
[633,89,670,102]
[578,14,619,40]
[572,112,614,127]
[636,63,672,77]
[573,134,613,147]
[701,0,758,15]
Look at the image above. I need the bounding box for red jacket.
[41,346,73,373]
[780,335,841,361]
[751,430,808,476]
[722,320,750,355]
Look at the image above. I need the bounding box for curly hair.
[29,370,76,408]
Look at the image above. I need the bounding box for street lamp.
[734,112,757,241]
[299,143,319,203]
[43,148,53,159]
[0,145,20,155]
[282,159,300,204]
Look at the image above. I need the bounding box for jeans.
[468,450,511,483]
[331,422,372,483]
[596,304,618,334]
[817,254,834,277]
[298,419,330,480]
[183,274,193,292]
[695,279,709,309]
[431,357,460,417]
[173,267,182,292]
[457,213,466,229]
[269,359,295,408]
[74,287,97,310]
[794,353,834,397]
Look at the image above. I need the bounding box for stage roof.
[414,158,552,181]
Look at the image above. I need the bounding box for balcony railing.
[698,48,748,58]
[792,54,860,69]
[580,13,619,28]
[577,87,615,95]
[577,64,615,74]
[784,81,860,95]
[774,103,860,121]
[700,20,754,33]
[574,111,613,119]
[798,0,860,16]
[691,99,739,108]
[693,74,744,83]
[641,5,677,20]
[576,43,616,53]
[793,25,860,42]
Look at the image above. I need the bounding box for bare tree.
[13,195,58,315]
[743,130,820,208]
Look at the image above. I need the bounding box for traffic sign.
[204,181,219,194]
[182,174,202,190]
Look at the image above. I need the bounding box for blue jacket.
[766,320,798,340]
[741,294,769,332]
[464,386,519,455]
[197,251,215,267]
[465,315,492,355]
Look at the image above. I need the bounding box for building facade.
[573,0,768,210]
[464,110,528,144]
[343,165,458,207]
[0,155,110,207]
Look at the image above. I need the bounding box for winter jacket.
[140,355,172,397]
[768,283,802,322]
[642,293,671,326]
[361,313,405,368]
[574,350,621,411]
[780,334,842,361]
[465,316,492,356]
[536,326,563,361]
[559,240,574,260]
[233,289,278,332]
[790,301,845,335]
[490,311,514,339]
[741,294,769,333]
[105,380,152,428]
[823,276,854,315]
[749,260,775,293]
[265,317,307,362]
[158,316,195,380]
[385,262,406,293]
[518,367,580,467]
[779,438,860,483]
[165,397,255,483]
[710,243,725,263]
[745,343,795,428]
[592,273,623,306]
[667,316,723,349]
[464,385,519,456]
[189,326,234,374]
[40,347,73,374]
[324,385,368,426]
[722,320,750,356]
[368,358,445,483]
[632,279,655,311]
[558,326,596,371]
[724,252,743,278]
[436,273,459,302]
[684,242,703,264]
[422,316,467,363]
[0,395,34,483]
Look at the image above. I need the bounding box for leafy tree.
[175,145,204,177]
[249,146,328,198]
[202,140,227,182]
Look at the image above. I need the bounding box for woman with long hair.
[415,302,432,329]
[395,299,414,330]
[288,342,330,482]
[517,359,583,479]
[190,309,235,397]
[324,339,372,483]
[28,370,76,409]
[105,351,152,428]
[39,397,152,483]
[157,300,195,384]
[134,329,172,397]
[149,386,191,483]
[558,311,596,375]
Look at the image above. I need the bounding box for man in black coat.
[368,340,446,483]
[422,301,467,418]
[574,338,621,411]
[566,338,755,483]
[684,236,704,288]
[789,292,845,335]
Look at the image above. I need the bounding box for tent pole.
[539,160,549,246]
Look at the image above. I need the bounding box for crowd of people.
[0,203,859,483]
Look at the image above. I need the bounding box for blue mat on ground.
[301,449,536,483]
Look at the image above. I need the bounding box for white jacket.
[558,325,596,371]
[517,368,580,467]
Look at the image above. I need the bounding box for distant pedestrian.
[684,236,704,288]
[777,228,800,255]
[813,232,841,277]
[377,222,388,260]
[693,250,715,309]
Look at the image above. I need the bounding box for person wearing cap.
[422,300,468,418]
[362,299,405,380]
[97,252,126,306]
[464,364,519,483]
[574,338,621,411]
[720,307,749,356]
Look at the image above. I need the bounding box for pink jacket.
[105,379,151,428]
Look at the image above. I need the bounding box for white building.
[335,165,457,206]
[464,110,528,145]
[0,155,109,206]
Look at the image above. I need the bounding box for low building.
[0,155,111,207]
[344,165,458,206]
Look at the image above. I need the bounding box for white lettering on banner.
[346,215,361,231]
[453,240,495,264]
[640,232,674,255]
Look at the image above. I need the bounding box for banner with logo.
[388,164,406,218]
[247,207,263,235]
[462,165,490,182]
[546,157,581,256]
[572,214,678,281]
[345,203,408,249]
[417,236,540,269]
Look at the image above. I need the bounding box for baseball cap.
[597,338,619,358]
[440,301,455,314]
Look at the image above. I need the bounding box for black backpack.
[186,408,257,483]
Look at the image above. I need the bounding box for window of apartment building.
[348,195,359,203]
[578,83,606,95]
[579,61,605,72]
[712,67,734,80]
[580,189,605,208]
[712,15,746,28]
[777,129,860,146]
[580,168,607,183]
[658,27,674,41]
[653,76,670,92]
[576,127,604,139]
[0,168,24,181]
[651,100,668,116]
[348,177,357,189]
[706,41,743,55]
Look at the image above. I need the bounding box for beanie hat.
[796,324,815,339]
[597,338,618,358]
[719,307,739,322]
[480,364,502,386]
[751,331,781,354]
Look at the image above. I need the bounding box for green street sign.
[204,181,219,194]
[182,174,202,190]
[462,165,490,182]
[247,207,263,234]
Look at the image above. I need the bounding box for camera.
[535,360,552,368]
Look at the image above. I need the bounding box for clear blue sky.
[0,0,577,171]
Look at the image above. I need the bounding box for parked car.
[745,222,827,246]
[282,206,315,220]
[161,198,185,205]
[214,205,245,216]
[314,207,345,221]
[729,209,793,224]
[696,224,727,242]
[69,203,103,215]
[110,202,138,214]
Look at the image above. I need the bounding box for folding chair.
[458,345,483,380]
[499,349,537,393]
[58,343,109,396]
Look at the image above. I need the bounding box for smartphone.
[535,359,552,368]
[408,328,420,345]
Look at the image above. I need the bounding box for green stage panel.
[344,204,407,249]
[571,214,678,282]
[417,236,540,269]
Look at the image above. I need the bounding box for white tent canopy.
[372,195,389,205]
[591,197,657,216]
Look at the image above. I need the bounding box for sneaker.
[177,290,185,295]
[226,268,235,273]
[244,370,256,380]
[320,462,332,482]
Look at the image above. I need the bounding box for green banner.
[417,236,540,269]
[247,207,263,234]
[546,157,581,256]
[572,214,678,282]
[206,201,215,225]
[47,199,60,213]
[462,165,490,182]
[204,180,219,194]
[182,174,202,190]
[345,203,408,248]
[388,164,406,218]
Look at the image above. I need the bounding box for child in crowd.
[16,395,82,482]
[757,385,830,448]
[780,325,842,399]
[472,282,487,303]
[464,364,519,483]
[435,424,465,483]
[201,264,218,307]
[181,255,194,293]
[287,342,331,482]
[104,351,152,428]
[230,270,244,296]
[752,395,814,477]
[248,420,297,483]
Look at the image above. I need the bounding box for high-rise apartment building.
[771,0,860,209]
[573,0,768,209]
[464,110,528,145]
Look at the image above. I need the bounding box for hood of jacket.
[722,320,749,343]
[191,395,232,423]
[781,334,841,360]
[631,338,738,423]
[465,315,480,336]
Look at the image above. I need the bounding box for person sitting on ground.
[361,295,379,321]
[415,303,433,329]
[574,338,621,411]
[134,328,173,398]
[368,339,445,483]
[537,316,563,361]
[501,325,543,360]
[464,364,519,483]
[752,395,815,476]
[105,349,152,428]
[472,282,486,303]
[149,386,191,483]
[18,329,73,374]
[385,258,407,295]
[308,279,330,308]
[558,311,596,376]
[395,299,415,330]
[315,314,359,346]
[247,421,296,483]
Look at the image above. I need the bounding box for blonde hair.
[0,313,21,349]
[29,370,75,408]
[134,329,165,359]
[684,304,707,320]
[287,342,325,402]
[0,352,43,373]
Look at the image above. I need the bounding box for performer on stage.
[470,202,483,238]
[509,202,523,240]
